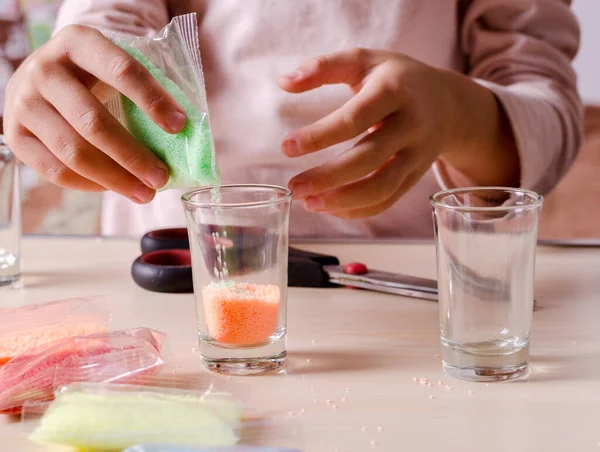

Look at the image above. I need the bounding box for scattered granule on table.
[202,281,280,345]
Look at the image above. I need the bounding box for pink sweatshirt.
[54,0,582,239]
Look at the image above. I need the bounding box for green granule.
[117,44,220,190]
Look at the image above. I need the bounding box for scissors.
[131,227,438,301]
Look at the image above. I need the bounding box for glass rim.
[429,186,543,212]
[181,184,292,209]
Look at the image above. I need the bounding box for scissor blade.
[327,276,438,301]
[324,265,438,298]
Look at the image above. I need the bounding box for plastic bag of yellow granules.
[28,382,243,451]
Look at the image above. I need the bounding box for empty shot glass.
[431,187,543,382]
[0,136,21,287]
[182,184,292,375]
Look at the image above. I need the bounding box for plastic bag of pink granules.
[0,296,110,365]
[0,327,166,415]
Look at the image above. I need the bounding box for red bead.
[343,262,368,275]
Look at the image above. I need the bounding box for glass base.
[199,335,286,376]
[202,351,286,376]
[441,339,529,382]
[442,361,529,382]
[0,274,21,289]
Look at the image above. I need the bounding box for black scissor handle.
[140,228,189,254]
[133,227,343,293]
[131,249,193,293]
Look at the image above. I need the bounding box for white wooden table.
[2,236,600,451]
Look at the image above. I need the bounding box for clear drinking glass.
[430,187,543,382]
[0,135,21,287]
[182,184,291,376]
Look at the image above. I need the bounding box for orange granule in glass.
[202,282,280,346]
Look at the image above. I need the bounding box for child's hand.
[4,25,186,204]
[278,48,517,219]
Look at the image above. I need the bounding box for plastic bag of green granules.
[104,13,220,191]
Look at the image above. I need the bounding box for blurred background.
[0,0,598,239]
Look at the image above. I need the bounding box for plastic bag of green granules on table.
[104,13,220,191]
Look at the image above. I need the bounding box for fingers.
[332,172,421,219]
[37,65,169,192]
[299,150,413,214]
[19,98,156,204]
[282,77,399,157]
[52,25,187,134]
[288,115,406,199]
[278,48,379,93]
[6,127,105,192]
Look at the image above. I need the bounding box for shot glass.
[0,135,21,287]
[182,184,292,375]
[430,187,543,382]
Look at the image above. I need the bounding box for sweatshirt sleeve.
[434,0,583,195]
[53,0,169,37]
